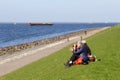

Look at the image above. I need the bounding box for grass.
[0,25,120,80]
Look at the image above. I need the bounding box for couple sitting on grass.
[65,40,95,67]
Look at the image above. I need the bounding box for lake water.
[0,23,118,47]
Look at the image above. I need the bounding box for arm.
[73,48,83,54]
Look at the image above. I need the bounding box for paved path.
[0,27,109,76]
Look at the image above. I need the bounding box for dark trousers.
[70,54,79,63]
[65,54,79,67]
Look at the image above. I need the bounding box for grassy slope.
[0,25,120,80]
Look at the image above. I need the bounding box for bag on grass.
[89,55,96,62]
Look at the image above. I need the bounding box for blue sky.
[0,0,120,23]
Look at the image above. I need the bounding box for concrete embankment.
[0,28,98,56]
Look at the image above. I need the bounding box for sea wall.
[0,29,96,56]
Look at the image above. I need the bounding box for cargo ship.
[29,23,53,26]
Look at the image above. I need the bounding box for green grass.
[0,25,120,80]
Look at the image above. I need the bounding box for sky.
[0,0,120,23]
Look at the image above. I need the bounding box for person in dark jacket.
[76,40,91,64]
[64,43,80,67]
[64,40,91,67]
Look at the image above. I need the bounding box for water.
[0,23,118,47]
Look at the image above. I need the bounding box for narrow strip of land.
[0,27,110,76]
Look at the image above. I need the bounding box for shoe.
[64,62,71,67]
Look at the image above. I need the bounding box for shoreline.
[0,27,110,76]
[0,27,110,56]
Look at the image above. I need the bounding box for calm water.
[0,23,118,47]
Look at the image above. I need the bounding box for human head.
[81,40,86,44]
[72,44,77,49]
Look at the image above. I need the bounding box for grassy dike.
[0,25,120,80]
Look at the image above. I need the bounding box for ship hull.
[29,23,53,26]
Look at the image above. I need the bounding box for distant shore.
[0,27,110,56]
